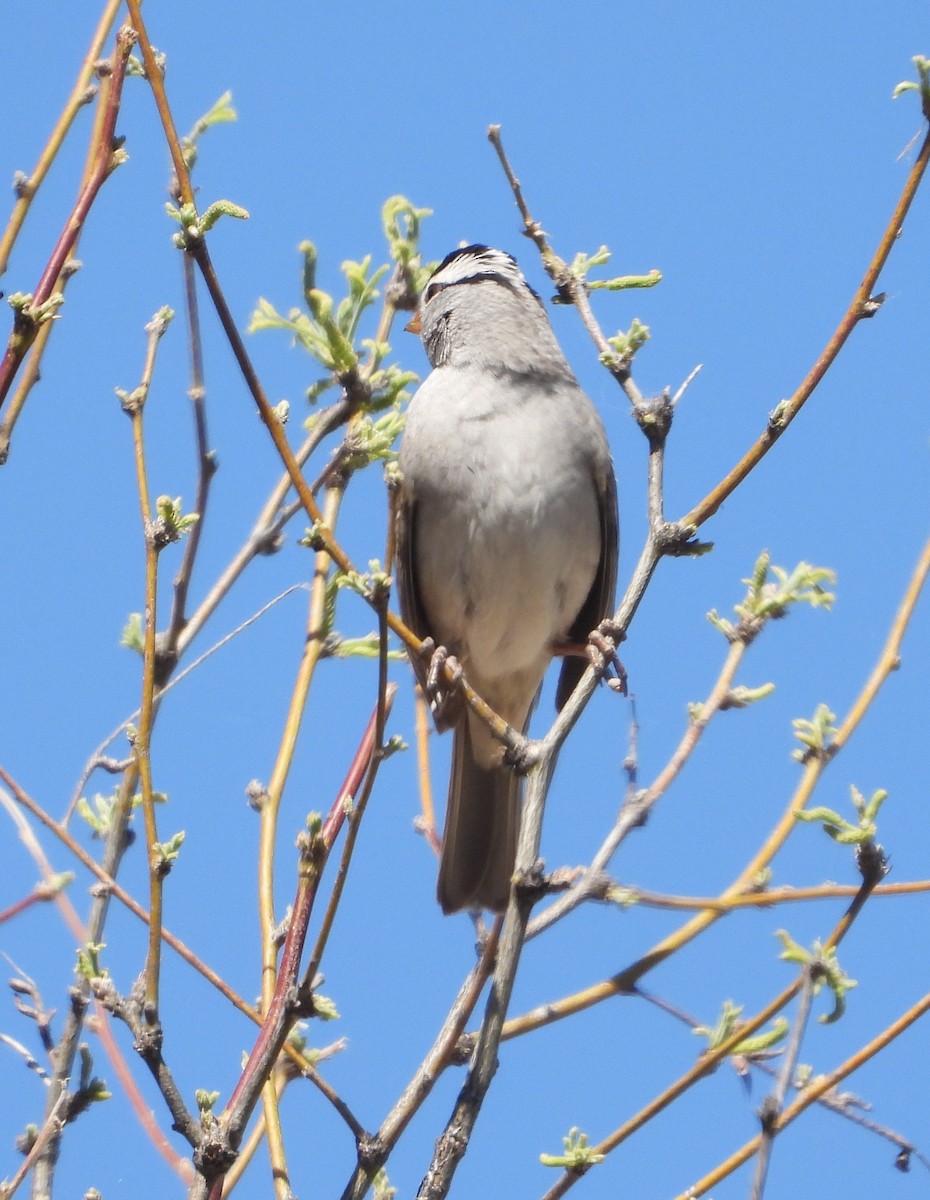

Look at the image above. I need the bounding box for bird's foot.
[503,736,542,775]
[422,639,464,727]
[514,858,550,906]
[587,620,628,694]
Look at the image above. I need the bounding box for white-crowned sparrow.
[396,244,618,913]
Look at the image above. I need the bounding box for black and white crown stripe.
[422,244,544,307]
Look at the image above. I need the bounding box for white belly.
[402,365,603,722]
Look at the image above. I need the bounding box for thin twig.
[90,999,193,1181]
[127,19,533,788]
[123,309,174,1027]
[681,123,930,531]
[506,532,930,1041]
[528,636,748,938]
[164,250,215,654]
[191,232,524,758]
[0,45,113,462]
[0,788,87,948]
[25,752,140,1200]
[675,987,930,1199]
[416,758,557,1200]
[0,881,67,926]
[639,984,930,1175]
[586,878,930,913]
[255,482,346,1200]
[538,979,800,1200]
[301,589,393,991]
[67,584,311,822]
[537,862,884,1200]
[173,398,352,661]
[220,1068,289,1196]
[209,692,394,1186]
[122,2,193,208]
[749,970,816,1200]
[488,124,647,409]
[0,0,121,275]
[93,980,201,1150]
[173,256,400,664]
[0,1091,69,1200]
[340,922,501,1200]
[0,24,136,414]
[2,765,362,1129]
[671,363,703,407]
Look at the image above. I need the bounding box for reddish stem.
[221,695,386,1147]
[0,25,135,413]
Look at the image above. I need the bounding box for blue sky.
[2,4,929,1198]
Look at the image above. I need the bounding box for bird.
[395,244,618,913]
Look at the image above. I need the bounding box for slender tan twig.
[127,16,530,785]
[1,785,191,1181]
[596,879,930,912]
[671,363,703,407]
[0,24,136,414]
[192,235,525,757]
[681,122,930,530]
[174,399,352,660]
[529,636,748,937]
[490,110,930,568]
[340,921,501,1200]
[220,1067,288,1196]
[0,12,116,462]
[416,760,559,1200]
[676,987,930,1199]
[832,533,930,751]
[31,752,141,1200]
[1,765,362,1133]
[0,0,121,276]
[748,968,816,1200]
[537,986,798,1200]
[256,481,345,1200]
[487,125,647,410]
[639,984,930,1175]
[123,309,174,1026]
[123,2,193,208]
[505,532,930,1042]
[176,260,402,661]
[0,1091,69,1200]
[211,693,394,1190]
[258,489,344,998]
[1,768,276,1015]
[0,1030,48,1082]
[67,584,310,823]
[538,862,884,1200]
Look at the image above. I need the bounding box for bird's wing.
[394,490,430,691]
[555,457,619,711]
[395,488,466,732]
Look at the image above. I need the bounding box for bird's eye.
[423,281,443,303]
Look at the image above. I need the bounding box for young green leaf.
[540,1127,604,1170]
